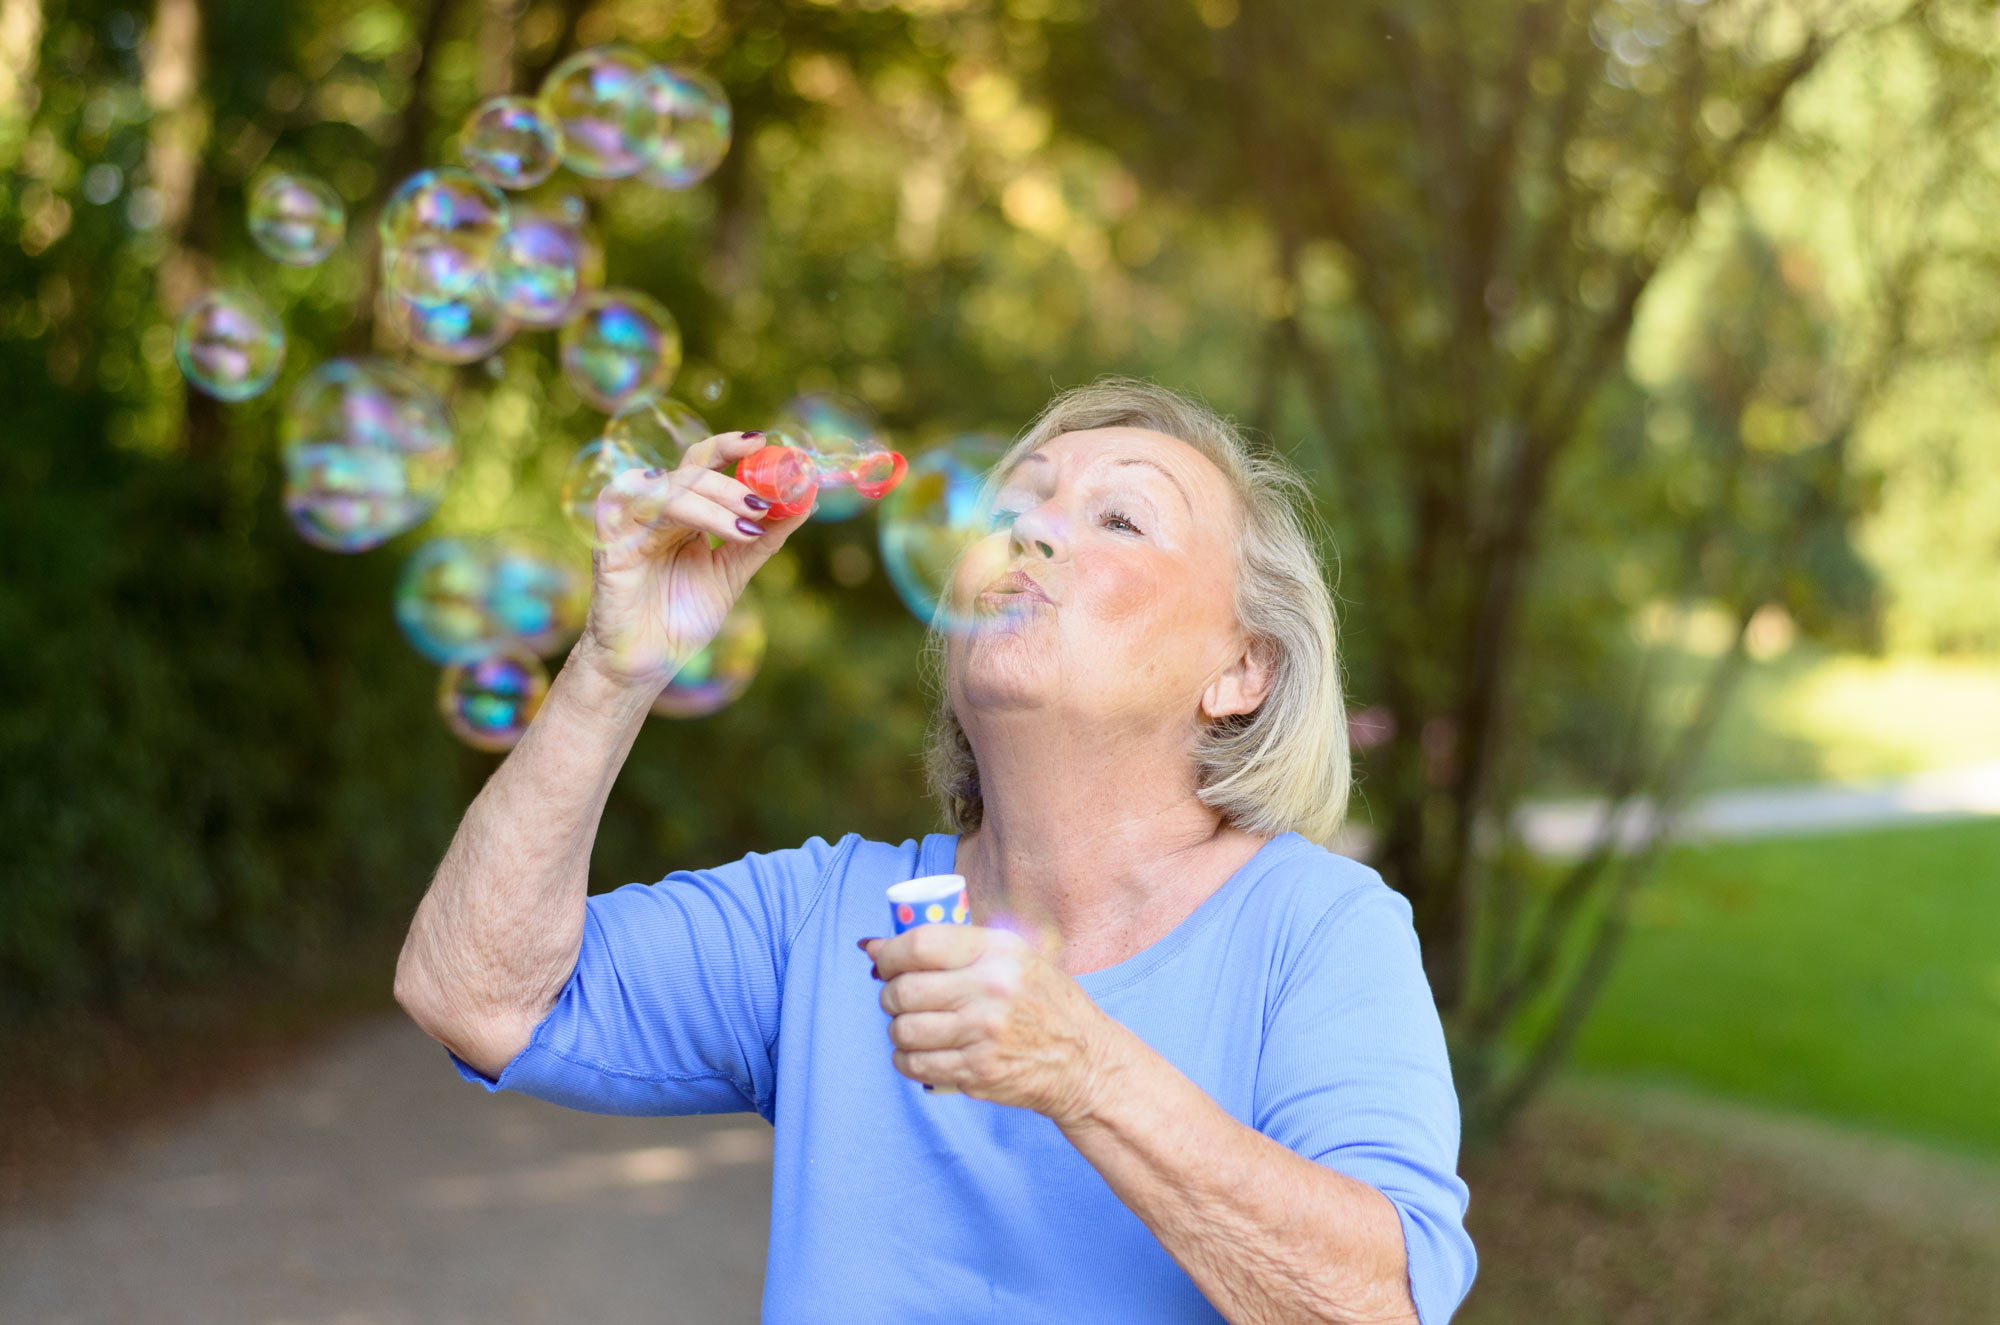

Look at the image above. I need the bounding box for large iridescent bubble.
[396,533,587,663]
[247,172,345,266]
[394,280,515,364]
[379,168,510,309]
[559,288,681,412]
[538,46,658,180]
[174,290,284,401]
[483,533,590,655]
[485,209,589,328]
[395,537,491,663]
[440,649,548,751]
[561,431,666,546]
[776,392,892,523]
[878,433,1013,632]
[280,359,455,552]
[651,599,766,719]
[638,66,732,190]
[460,96,564,191]
[604,395,709,465]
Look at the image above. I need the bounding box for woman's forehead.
[1007,426,1226,497]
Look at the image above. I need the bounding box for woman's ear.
[1201,636,1274,721]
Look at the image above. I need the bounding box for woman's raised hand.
[574,431,808,690]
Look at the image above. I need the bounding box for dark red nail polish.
[856,937,871,951]
[744,493,770,511]
[644,467,664,478]
[736,517,764,536]
[870,964,881,980]
[742,430,763,440]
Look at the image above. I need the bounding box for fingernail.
[735,517,764,537]
[742,430,763,440]
[870,964,881,980]
[744,493,770,511]
[644,468,664,479]
[855,937,872,951]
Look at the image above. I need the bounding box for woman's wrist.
[558,634,672,722]
[1049,1006,1144,1134]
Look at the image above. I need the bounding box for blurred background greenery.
[3,0,1998,1319]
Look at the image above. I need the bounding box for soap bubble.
[395,281,515,364]
[484,209,588,327]
[460,96,564,191]
[247,172,344,266]
[562,432,665,546]
[604,395,710,464]
[878,433,1012,632]
[651,599,765,719]
[538,46,658,180]
[638,66,732,190]
[395,537,492,663]
[776,392,892,523]
[559,288,681,413]
[440,649,548,751]
[484,533,589,655]
[396,533,587,663]
[174,290,284,401]
[280,358,455,552]
[378,169,509,309]
[676,359,729,408]
[389,236,488,310]
[379,168,509,256]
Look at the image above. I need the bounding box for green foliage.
[2,0,1997,1149]
[0,340,468,1014]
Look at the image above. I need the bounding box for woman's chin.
[954,642,1058,710]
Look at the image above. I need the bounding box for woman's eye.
[1103,510,1143,534]
[990,508,1020,530]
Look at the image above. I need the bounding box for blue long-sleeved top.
[453,830,1477,1323]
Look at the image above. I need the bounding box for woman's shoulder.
[1249,831,1416,947]
[748,830,943,888]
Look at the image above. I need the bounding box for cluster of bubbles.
[171,45,1025,752]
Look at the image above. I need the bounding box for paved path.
[1513,761,2000,861]
[0,1017,776,1325]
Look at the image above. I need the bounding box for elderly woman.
[395,380,1477,1324]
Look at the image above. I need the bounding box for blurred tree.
[4,0,1997,1146]
[1030,0,2000,1134]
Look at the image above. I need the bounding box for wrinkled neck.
[952,703,1245,974]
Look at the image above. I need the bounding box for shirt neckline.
[916,830,1307,998]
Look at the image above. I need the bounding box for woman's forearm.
[1057,1020,1419,1325]
[393,641,658,1077]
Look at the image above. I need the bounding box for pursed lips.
[980,570,1052,604]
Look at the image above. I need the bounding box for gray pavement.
[0,1017,776,1325]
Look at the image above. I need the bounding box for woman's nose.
[1008,503,1065,561]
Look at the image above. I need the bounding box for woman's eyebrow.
[1110,456,1193,516]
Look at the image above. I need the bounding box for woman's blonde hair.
[922,377,1350,845]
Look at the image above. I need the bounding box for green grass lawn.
[1567,817,2000,1160]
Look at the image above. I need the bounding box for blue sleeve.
[449,834,847,1120]
[1253,881,1478,1325]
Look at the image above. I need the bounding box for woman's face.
[945,427,1264,738]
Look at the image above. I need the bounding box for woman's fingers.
[887,1009,973,1052]
[680,464,772,520]
[600,468,764,547]
[679,429,769,475]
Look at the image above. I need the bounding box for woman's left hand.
[861,926,1119,1124]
